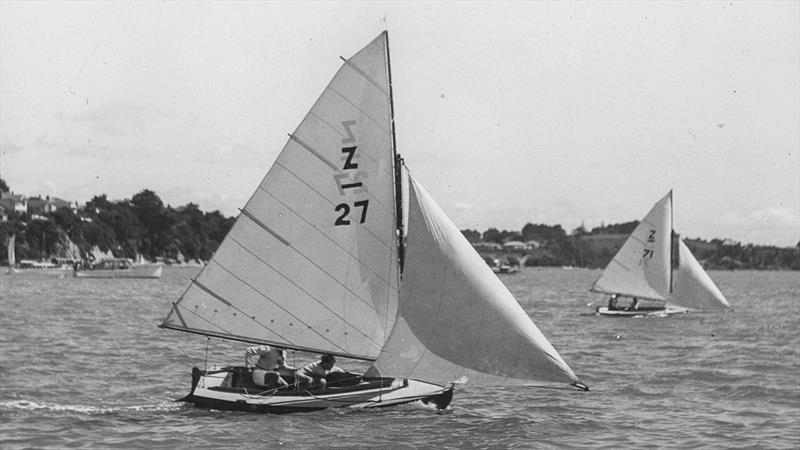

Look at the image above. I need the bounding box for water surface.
[1,268,797,448]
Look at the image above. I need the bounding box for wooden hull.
[180,367,453,414]
[596,305,689,317]
[74,265,163,279]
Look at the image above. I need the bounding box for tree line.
[1,178,797,270]
[1,182,233,264]
[462,222,799,271]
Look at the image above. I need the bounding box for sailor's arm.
[244,345,265,367]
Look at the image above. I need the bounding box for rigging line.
[209,254,380,353]
[157,325,205,366]
[267,160,396,252]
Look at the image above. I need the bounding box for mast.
[385,31,405,274]
[669,190,674,294]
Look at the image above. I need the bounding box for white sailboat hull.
[74,264,163,279]
[181,367,453,414]
[595,305,689,317]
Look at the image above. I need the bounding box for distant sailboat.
[6,235,17,274]
[591,191,729,317]
[160,31,587,413]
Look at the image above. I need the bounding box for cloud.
[66,142,151,161]
[453,202,475,213]
[192,142,270,168]
[721,206,799,228]
[65,103,167,138]
[718,206,800,246]
[0,140,24,155]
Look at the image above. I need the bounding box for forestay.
[161,32,399,361]
[669,239,730,310]
[367,174,583,387]
[590,191,673,301]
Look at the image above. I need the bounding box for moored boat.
[74,257,163,279]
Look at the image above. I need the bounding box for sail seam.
[187,275,294,344]
[268,161,395,253]
[224,237,385,350]
[340,56,390,96]
[193,279,233,306]
[227,233,385,318]
[306,110,395,181]
[325,85,391,136]
[196,259,352,352]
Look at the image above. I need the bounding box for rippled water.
[1,267,798,448]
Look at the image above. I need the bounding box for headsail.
[669,239,729,310]
[590,192,672,301]
[161,32,399,361]
[367,174,583,387]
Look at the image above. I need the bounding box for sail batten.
[288,134,339,170]
[341,56,390,96]
[193,279,233,307]
[239,209,290,247]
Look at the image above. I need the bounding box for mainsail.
[669,239,730,310]
[590,192,673,301]
[161,32,399,361]
[368,174,582,387]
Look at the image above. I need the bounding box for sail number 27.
[334,121,369,226]
[335,200,368,226]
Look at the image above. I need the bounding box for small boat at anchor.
[159,31,587,414]
[591,191,730,317]
[74,258,163,279]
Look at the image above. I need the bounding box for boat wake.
[0,399,184,415]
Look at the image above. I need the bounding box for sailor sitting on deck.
[244,344,294,389]
[295,354,345,390]
[607,294,619,311]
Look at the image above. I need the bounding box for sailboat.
[160,32,587,414]
[591,191,730,317]
[6,235,17,274]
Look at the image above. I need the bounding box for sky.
[1,1,798,247]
